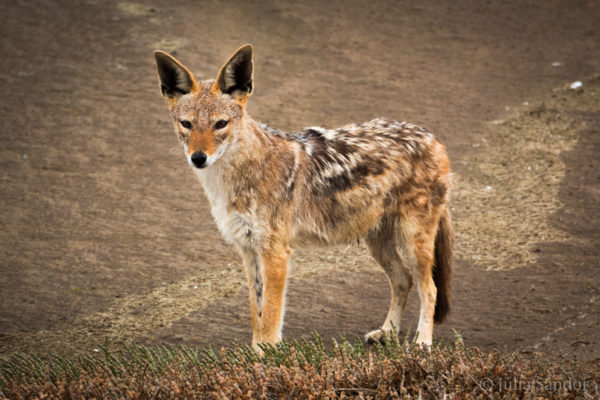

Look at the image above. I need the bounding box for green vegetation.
[1,333,598,399]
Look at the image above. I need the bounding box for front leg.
[260,240,291,344]
[241,250,263,348]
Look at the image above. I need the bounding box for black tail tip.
[434,301,450,324]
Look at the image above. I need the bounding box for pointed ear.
[212,44,254,106]
[154,51,198,99]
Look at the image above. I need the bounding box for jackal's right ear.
[154,51,198,99]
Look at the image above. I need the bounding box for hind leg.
[364,218,414,343]
[403,215,439,346]
[413,245,436,345]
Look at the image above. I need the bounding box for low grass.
[2,333,598,399]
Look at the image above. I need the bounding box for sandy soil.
[1,0,599,365]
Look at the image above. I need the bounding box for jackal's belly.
[291,202,384,247]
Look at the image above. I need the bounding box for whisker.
[169,145,182,155]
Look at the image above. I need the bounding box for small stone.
[569,81,583,89]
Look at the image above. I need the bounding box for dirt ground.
[1,0,599,365]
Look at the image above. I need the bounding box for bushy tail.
[433,210,454,324]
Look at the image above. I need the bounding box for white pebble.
[569,81,583,89]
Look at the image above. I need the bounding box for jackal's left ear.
[212,44,253,107]
[154,51,198,99]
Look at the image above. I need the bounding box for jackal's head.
[154,45,254,169]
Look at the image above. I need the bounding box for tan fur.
[154,45,454,348]
[188,128,217,157]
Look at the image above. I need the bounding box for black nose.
[190,151,207,168]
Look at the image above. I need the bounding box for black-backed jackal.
[154,45,454,348]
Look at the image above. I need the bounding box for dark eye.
[214,120,228,130]
[180,120,192,129]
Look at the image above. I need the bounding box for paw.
[414,333,433,348]
[253,346,265,356]
[365,329,393,344]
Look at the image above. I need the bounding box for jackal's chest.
[210,203,265,250]
[196,169,266,250]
